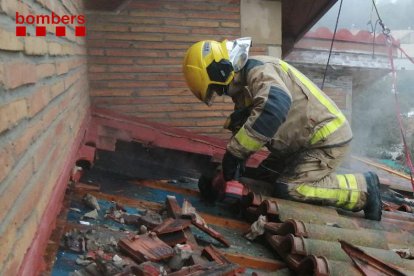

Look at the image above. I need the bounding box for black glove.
[224,107,252,133]
[222,151,245,181]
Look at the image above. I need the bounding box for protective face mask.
[226,37,252,72]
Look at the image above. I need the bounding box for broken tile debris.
[181,199,231,247]
[83,193,100,211]
[118,232,174,263]
[59,193,244,275]
[168,244,193,270]
[57,166,414,276]
[83,209,99,220]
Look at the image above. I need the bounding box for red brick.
[36,63,56,79]
[130,26,189,34]
[187,12,239,20]
[55,60,69,75]
[196,119,226,127]
[127,2,163,9]
[0,64,4,85]
[135,58,181,65]
[89,73,136,81]
[170,96,203,104]
[41,103,59,130]
[88,57,134,65]
[167,51,186,58]
[64,71,80,89]
[0,144,14,183]
[88,49,105,56]
[27,85,50,117]
[164,3,219,11]
[0,27,24,51]
[136,88,187,97]
[169,111,225,118]
[89,32,163,41]
[107,65,180,73]
[1,0,31,17]
[131,42,188,50]
[12,118,43,159]
[165,19,220,28]
[50,81,65,99]
[90,89,134,97]
[106,49,167,57]
[3,61,36,89]
[88,65,107,73]
[164,34,217,42]
[101,16,163,25]
[0,160,33,222]
[220,21,240,28]
[191,27,239,35]
[160,119,197,127]
[88,25,129,32]
[136,74,182,81]
[0,99,28,133]
[24,37,48,55]
[106,81,169,88]
[220,5,240,12]
[9,219,41,275]
[125,112,168,119]
[205,0,239,3]
[48,42,63,56]
[87,40,131,48]
[168,81,187,88]
[129,11,186,19]
[0,147,56,266]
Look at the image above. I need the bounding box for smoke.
[351,71,414,160]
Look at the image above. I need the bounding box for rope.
[321,0,344,90]
[371,0,414,191]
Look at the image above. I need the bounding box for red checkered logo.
[15,12,86,37]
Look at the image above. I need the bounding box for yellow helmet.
[183,40,235,106]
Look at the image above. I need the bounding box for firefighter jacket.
[226,56,353,160]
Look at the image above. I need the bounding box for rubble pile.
[65,194,243,276]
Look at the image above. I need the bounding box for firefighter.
[182,38,382,221]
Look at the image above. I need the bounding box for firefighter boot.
[363,172,382,221]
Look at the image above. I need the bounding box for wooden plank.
[74,182,101,191]
[223,252,286,271]
[352,156,411,181]
[199,213,250,231]
[76,190,163,211]
[129,179,200,197]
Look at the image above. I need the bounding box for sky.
[314,0,414,31]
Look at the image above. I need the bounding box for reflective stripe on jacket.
[227,56,353,159]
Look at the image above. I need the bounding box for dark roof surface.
[45,108,414,275]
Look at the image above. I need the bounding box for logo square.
[55,26,66,36]
[36,26,46,36]
[75,26,86,37]
[16,26,26,36]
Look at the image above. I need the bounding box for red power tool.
[211,171,246,201]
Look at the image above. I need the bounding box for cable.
[371,0,414,191]
[371,0,384,24]
[321,0,344,90]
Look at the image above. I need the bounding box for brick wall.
[87,0,273,139]
[0,0,89,274]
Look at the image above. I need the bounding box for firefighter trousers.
[254,143,368,211]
